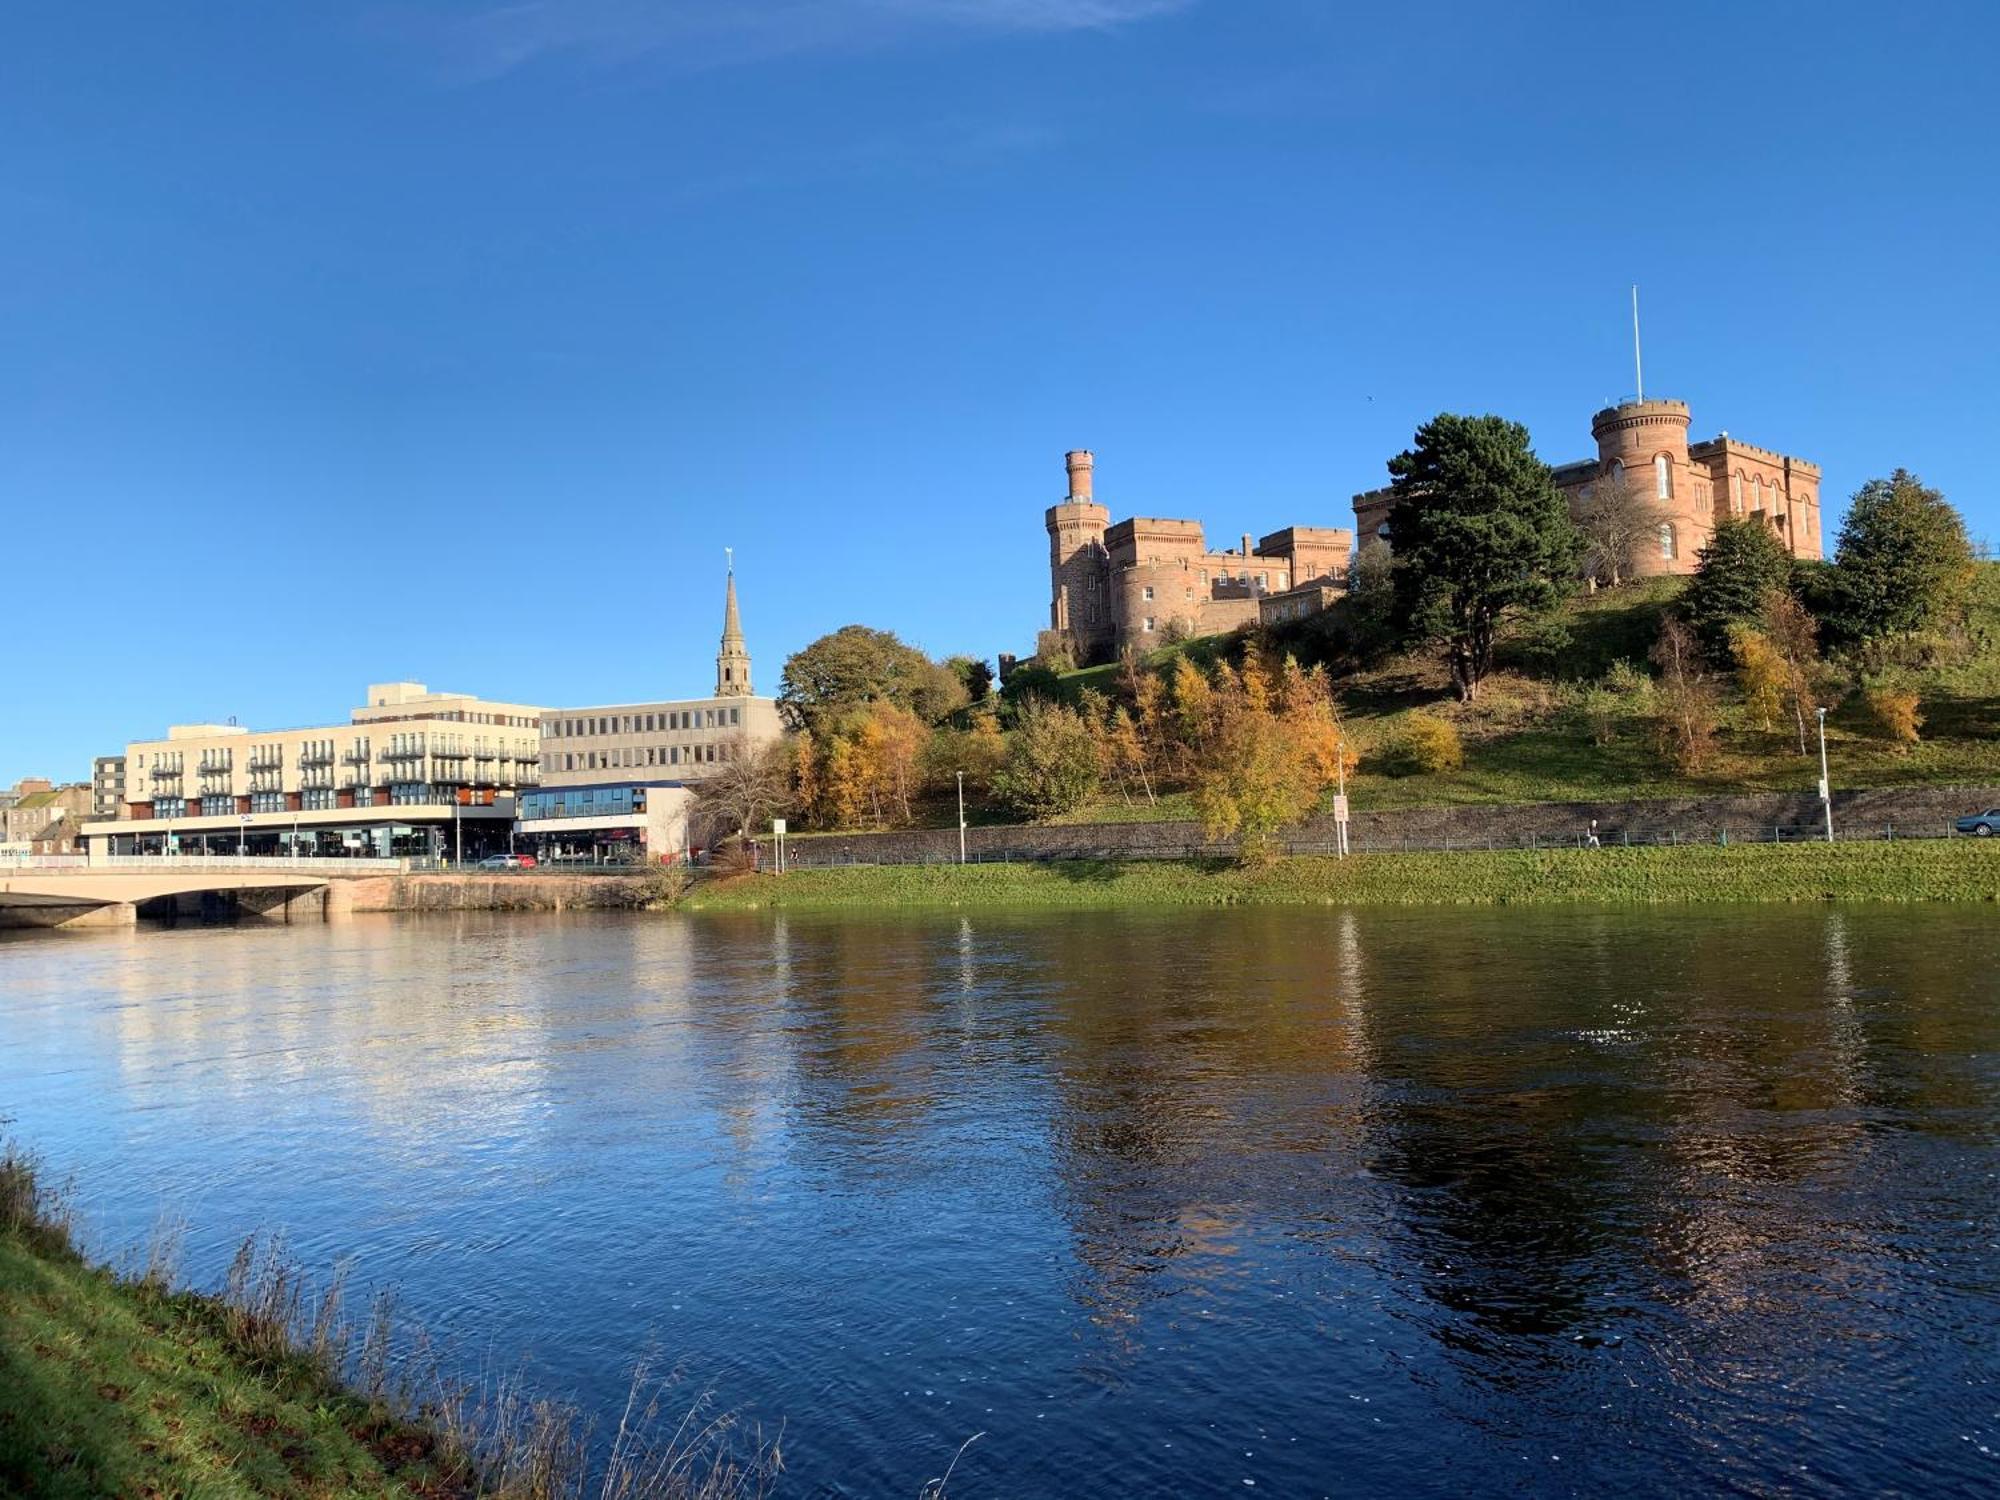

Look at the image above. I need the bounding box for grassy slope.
[1032,567,2000,820]
[0,1224,460,1500]
[686,841,2000,912]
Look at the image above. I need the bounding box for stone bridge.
[0,856,410,929]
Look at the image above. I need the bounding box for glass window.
[1143,617,1156,632]
[730,708,740,726]
[1658,522,1677,560]
[1142,586,1154,601]
[1655,453,1670,498]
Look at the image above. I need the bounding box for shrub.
[1864,686,1923,748]
[991,699,1100,819]
[1398,712,1464,774]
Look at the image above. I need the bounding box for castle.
[1044,450,1355,664]
[1354,398,1824,579]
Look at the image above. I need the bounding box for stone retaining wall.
[328,872,652,914]
[783,784,2000,865]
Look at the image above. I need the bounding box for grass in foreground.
[686,841,2000,912]
[0,1149,777,1500]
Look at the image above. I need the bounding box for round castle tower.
[1590,399,1708,578]
[1045,450,1111,651]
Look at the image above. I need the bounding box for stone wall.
[782,785,2000,866]
[327,872,654,914]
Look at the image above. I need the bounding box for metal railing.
[771,821,1980,870]
[0,853,416,873]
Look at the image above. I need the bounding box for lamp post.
[956,771,967,864]
[1817,706,1833,843]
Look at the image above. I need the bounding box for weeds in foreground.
[0,1145,783,1499]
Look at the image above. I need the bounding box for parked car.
[476,853,523,869]
[1955,809,2000,837]
[516,853,538,868]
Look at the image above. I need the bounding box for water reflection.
[2,905,1997,1496]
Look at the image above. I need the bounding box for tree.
[1385,413,1584,702]
[1648,616,1719,772]
[1681,517,1795,663]
[1828,470,1976,643]
[944,655,995,704]
[1729,625,1786,733]
[778,626,962,733]
[1759,587,1827,756]
[991,700,1100,820]
[1191,658,1335,864]
[696,737,791,843]
[1575,469,1659,588]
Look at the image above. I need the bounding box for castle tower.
[1590,399,1707,578]
[1045,449,1112,658]
[715,556,752,697]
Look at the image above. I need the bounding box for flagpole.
[1631,284,1643,402]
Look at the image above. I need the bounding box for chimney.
[1065,450,1094,502]
[1242,533,1253,558]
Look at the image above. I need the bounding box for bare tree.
[1576,470,1660,588]
[694,735,792,845]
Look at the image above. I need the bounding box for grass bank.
[686,841,1999,912]
[0,1149,775,1499]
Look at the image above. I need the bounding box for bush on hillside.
[991,699,1100,819]
[1826,469,1976,645]
[1392,712,1464,775]
[1864,686,1923,749]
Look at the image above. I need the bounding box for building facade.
[85,682,545,859]
[91,756,127,820]
[1353,399,1823,580]
[3,784,92,851]
[527,569,783,862]
[1046,450,1355,664]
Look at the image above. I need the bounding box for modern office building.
[84,682,545,860]
[91,756,127,820]
[521,568,783,863]
[537,568,783,789]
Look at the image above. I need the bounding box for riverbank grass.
[0,1161,469,1498]
[686,841,1999,911]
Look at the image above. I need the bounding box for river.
[2,907,1996,1496]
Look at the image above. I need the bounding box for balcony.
[381,746,425,763]
[298,749,335,769]
[342,749,371,766]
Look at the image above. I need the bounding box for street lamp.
[956,770,967,865]
[1816,706,1834,843]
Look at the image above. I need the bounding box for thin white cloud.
[429,0,1195,80]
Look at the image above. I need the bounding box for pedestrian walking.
[1586,818,1600,848]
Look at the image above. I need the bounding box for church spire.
[716,550,752,698]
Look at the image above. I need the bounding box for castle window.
[1655,454,1671,499]
[1143,617,1156,633]
[1731,473,1744,514]
[1658,522,1678,561]
[1142,586,1154,601]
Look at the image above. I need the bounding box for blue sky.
[4,0,1996,783]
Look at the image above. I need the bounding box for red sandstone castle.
[1044,450,1355,664]
[1354,398,1824,580]
[1037,399,1821,667]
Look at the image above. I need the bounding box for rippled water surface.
[3,906,1998,1496]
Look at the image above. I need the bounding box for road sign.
[1817,777,1830,801]
[1332,794,1350,823]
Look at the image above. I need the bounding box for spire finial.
[726,545,734,576]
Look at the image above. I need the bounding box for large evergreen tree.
[1385,413,1583,701]
[1828,469,1975,642]
[1682,516,1795,662]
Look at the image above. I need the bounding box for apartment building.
[91,756,127,820]
[86,682,545,860]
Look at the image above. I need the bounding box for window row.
[550,708,742,737]
[559,743,736,772]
